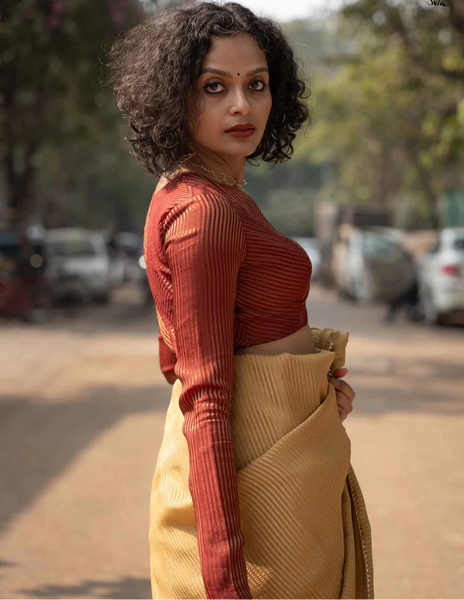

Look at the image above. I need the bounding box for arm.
[164,193,251,599]
[158,331,178,385]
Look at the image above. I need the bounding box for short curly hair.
[106,0,311,178]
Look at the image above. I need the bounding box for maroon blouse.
[143,172,312,599]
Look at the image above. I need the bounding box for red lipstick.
[225,123,255,138]
[225,123,255,132]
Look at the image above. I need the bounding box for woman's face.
[188,32,272,160]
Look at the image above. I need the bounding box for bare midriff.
[234,324,318,356]
[155,172,318,358]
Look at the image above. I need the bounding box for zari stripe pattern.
[143,173,372,599]
[149,329,374,599]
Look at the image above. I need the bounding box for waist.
[234,324,318,356]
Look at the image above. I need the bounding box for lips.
[226,124,255,132]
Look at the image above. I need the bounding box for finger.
[336,388,353,410]
[333,367,348,378]
[328,377,356,400]
[338,406,347,422]
[336,392,353,414]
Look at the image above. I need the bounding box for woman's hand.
[328,367,355,423]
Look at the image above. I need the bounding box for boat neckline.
[152,171,251,201]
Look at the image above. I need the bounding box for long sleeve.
[164,193,251,599]
[158,331,178,385]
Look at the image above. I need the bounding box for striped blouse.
[143,172,312,599]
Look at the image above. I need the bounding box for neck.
[180,146,246,187]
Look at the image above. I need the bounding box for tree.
[0,0,152,225]
[341,0,464,83]
[290,1,464,228]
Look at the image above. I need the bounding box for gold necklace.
[178,151,247,187]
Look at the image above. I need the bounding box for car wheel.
[405,304,423,322]
[337,286,353,301]
[94,291,111,305]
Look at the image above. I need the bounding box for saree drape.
[149,327,374,599]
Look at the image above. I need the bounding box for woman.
[108,2,374,598]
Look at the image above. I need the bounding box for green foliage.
[2,0,464,233]
[285,0,464,229]
[0,0,154,228]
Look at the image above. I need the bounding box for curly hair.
[106,0,311,178]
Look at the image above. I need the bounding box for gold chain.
[177,151,247,187]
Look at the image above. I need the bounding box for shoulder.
[161,176,241,230]
[156,173,227,203]
[148,174,245,254]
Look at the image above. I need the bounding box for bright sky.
[221,0,348,23]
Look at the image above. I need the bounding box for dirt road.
[1,283,463,599]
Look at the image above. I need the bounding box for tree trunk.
[411,153,440,229]
[2,82,44,226]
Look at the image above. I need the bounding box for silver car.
[417,227,464,324]
[45,228,112,304]
[332,226,416,303]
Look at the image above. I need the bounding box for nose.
[229,87,252,115]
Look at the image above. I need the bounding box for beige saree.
[149,326,374,599]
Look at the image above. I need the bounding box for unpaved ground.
[1,283,463,599]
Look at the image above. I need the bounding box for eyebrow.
[200,66,269,77]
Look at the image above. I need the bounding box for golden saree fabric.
[149,327,374,599]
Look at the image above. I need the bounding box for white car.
[417,227,464,325]
[46,228,112,303]
[332,226,416,303]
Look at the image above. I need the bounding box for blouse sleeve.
[164,193,251,599]
[158,331,178,385]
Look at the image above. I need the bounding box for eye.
[204,81,225,94]
[249,80,266,91]
[203,79,267,94]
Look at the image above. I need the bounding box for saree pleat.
[149,327,374,599]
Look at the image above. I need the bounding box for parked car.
[332,225,416,303]
[0,226,51,321]
[102,230,126,288]
[45,228,112,304]
[292,237,321,281]
[416,227,464,325]
[113,232,144,283]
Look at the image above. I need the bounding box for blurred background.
[1,0,463,598]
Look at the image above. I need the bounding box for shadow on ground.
[16,575,151,599]
[0,383,171,535]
